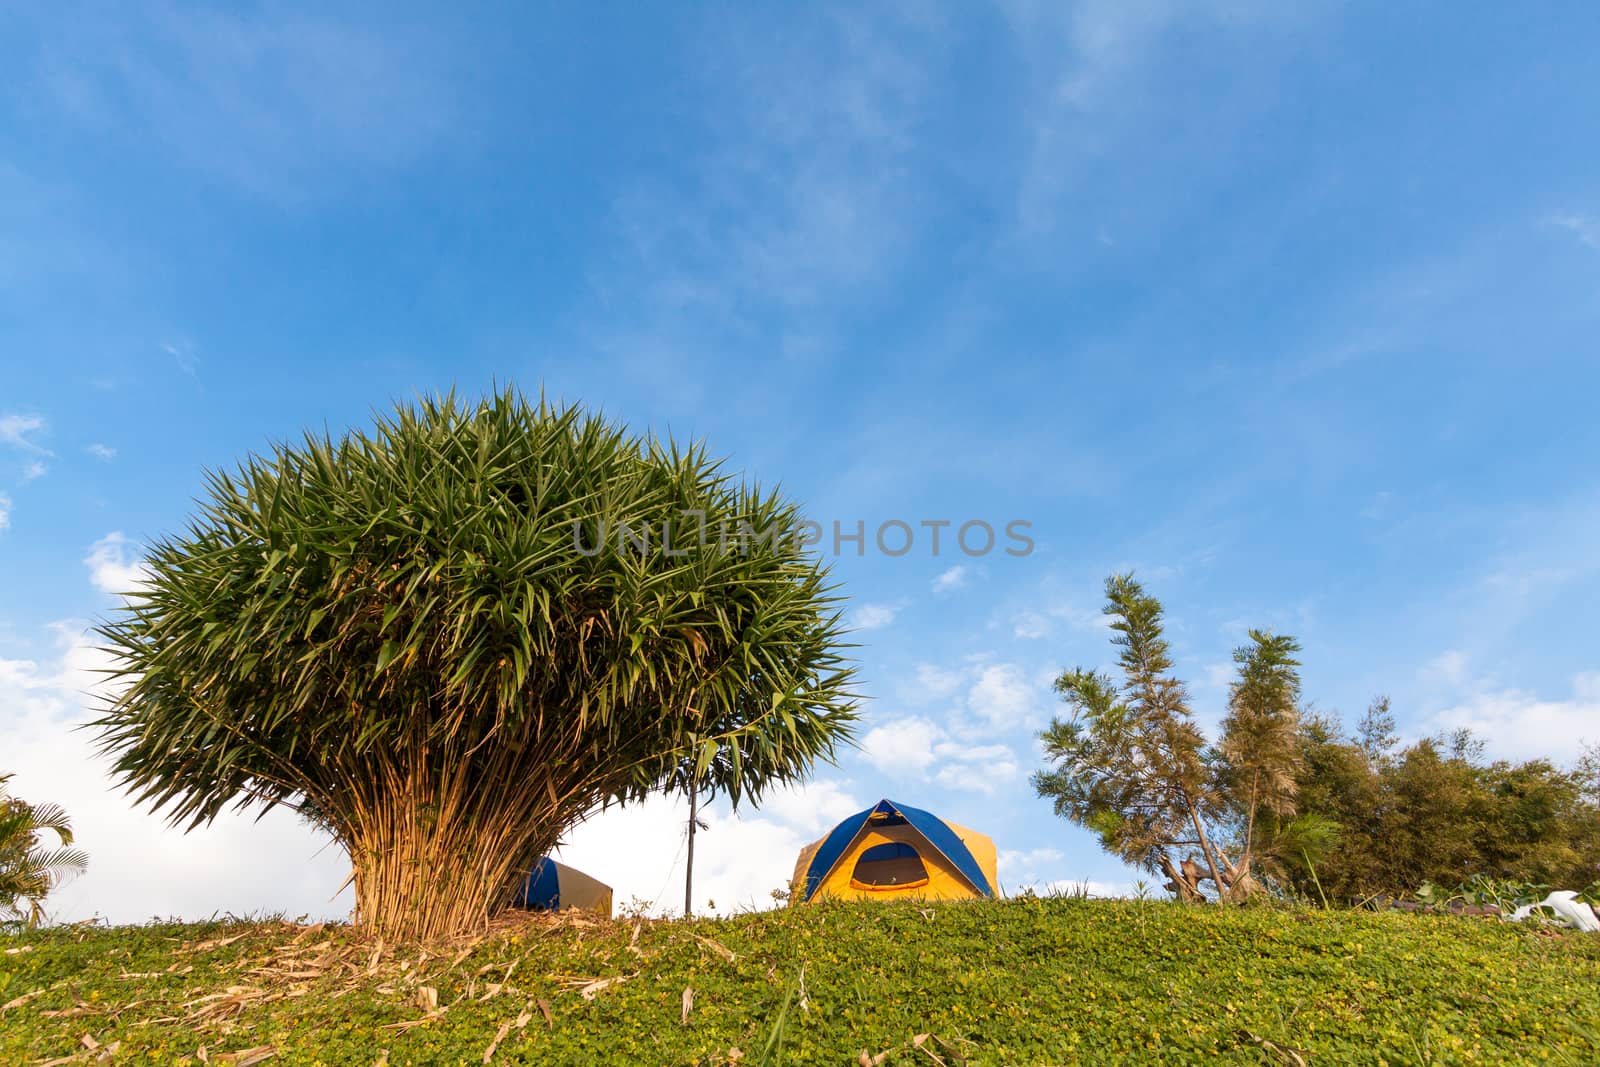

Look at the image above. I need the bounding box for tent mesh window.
[849,841,930,890]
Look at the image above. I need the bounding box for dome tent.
[510,857,613,917]
[790,798,999,904]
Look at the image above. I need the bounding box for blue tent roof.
[511,857,562,911]
[800,799,995,901]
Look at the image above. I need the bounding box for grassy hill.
[4,898,1599,1065]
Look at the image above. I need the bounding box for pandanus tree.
[94,391,857,940]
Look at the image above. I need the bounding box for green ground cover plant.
[4,899,1598,1065]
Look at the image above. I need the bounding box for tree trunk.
[1187,804,1233,903]
[1160,854,1203,902]
[349,788,557,942]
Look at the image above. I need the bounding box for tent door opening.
[849,841,930,890]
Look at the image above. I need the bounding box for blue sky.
[3,2,1599,920]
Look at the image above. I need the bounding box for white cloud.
[997,846,1065,880]
[743,778,861,839]
[22,460,48,481]
[860,717,944,775]
[0,491,10,532]
[0,625,353,925]
[931,565,966,592]
[85,532,149,596]
[933,757,1020,796]
[851,603,897,631]
[1013,611,1050,639]
[1426,673,1600,763]
[0,413,49,452]
[86,443,117,461]
[860,711,1023,796]
[910,661,964,700]
[967,663,1039,728]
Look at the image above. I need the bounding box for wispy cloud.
[0,492,11,532]
[851,603,898,631]
[580,8,945,409]
[0,413,49,452]
[24,4,460,199]
[21,460,48,482]
[86,443,117,461]
[932,565,967,593]
[1548,213,1600,250]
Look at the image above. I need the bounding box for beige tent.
[510,857,612,917]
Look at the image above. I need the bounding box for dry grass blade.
[1,988,44,1012]
[681,986,695,1025]
[180,934,247,956]
[184,986,266,1021]
[216,1046,278,1066]
[911,1033,948,1067]
[690,934,737,963]
[478,960,518,1001]
[3,945,34,955]
[1236,1030,1308,1066]
[291,923,326,943]
[577,975,631,1001]
[482,1018,513,1063]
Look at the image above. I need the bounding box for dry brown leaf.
[416,986,439,1013]
[536,998,553,1027]
[578,975,630,1000]
[197,1046,209,1063]
[482,1019,514,1062]
[681,986,695,1025]
[181,934,247,955]
[691,934,737,963]
[1,988,43,1012]
[292,923,326,943]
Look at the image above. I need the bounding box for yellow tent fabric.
[789,800,999,904]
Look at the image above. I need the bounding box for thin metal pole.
[684,778,698,918]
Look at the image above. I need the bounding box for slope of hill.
[4,898,1598,1065]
